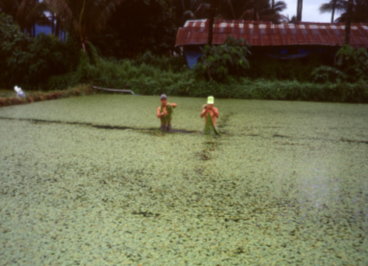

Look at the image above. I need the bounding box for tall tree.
[320,0,368,23]
[175,0,287,23]
[338,0,368,23]
[0,0,47,34]
[331,0,337,23]
[93,0,177,58]
[296,0,303,22]
[344,0,353,44]
[45,0,124,52]
[320,0,345,22]
[175,0,210,25]
[175,0,287,46]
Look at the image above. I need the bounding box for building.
[175,19,368,68]
[33,13,66,40]
[32,0,66,40]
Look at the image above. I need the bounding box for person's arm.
[200,105,208,117]
[157,107,167,118]
[212,107,219,118]
[169,103,177,108]
[156,107,162,118]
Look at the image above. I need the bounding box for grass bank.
[0,85,94,107]
[48,55,368,103]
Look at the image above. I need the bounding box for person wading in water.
[200,96,220,135]
[156,94,177,131]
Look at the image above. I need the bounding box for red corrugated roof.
[175,19,368,48]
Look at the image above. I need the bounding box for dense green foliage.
[194,37,251,82]
[45,0,124,52]
[1,14,367,104]
[0,13,79,89]
[1,1,367,103]
[311,66,347,83]
[0,0,47,34]
[248,55,332,81]
[0,13,30,88]
[311,45,368,83]
[47,51,367,103]
[335,45,368,81]
[92,0,177,58]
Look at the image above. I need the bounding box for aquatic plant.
[0,95,367,264]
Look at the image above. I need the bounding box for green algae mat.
[0,95,367,265]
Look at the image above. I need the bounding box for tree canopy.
[1,0,367,58]
[320,0,368,23]
[44,0,124,52]
[0,0,290,56]
[0,0,47,34]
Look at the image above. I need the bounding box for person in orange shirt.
[200,96,219,135]
[156,94,177,131]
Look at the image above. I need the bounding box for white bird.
[14,85,26,98]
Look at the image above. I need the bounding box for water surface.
[1,95,367,264]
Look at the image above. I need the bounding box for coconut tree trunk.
[51,12,55,34]
[208,5,215,46]
[55,17,61,38]
[226,0,235,18]
[296,0,303,22]
[79,0,87,52]
[331,0,336,23]
[344,0,353,45]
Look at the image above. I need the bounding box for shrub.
[135,51,186,72]
[42,43,367,103]
[0,13,31,88]
[311,66,347,83]
[335,45,368,82]
[194,37,251,82]
[0,13,80,90]
[249,55,331,81]
[26,34,78,88]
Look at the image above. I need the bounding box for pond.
[0,94,367,264]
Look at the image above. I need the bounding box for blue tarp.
[34,24,67,40]
[184,49,202,69]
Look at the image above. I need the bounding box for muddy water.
[0,95,367,264]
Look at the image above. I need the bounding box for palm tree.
[175,0,215,45]
[0,0,47,35]
[320,0,368,23]
[319,0,345,22]
[45,0,124,52]
[176,0,210,23]
[218,0,286,22]
[296,0,303,22]
[338,0,368,23]
[344,0,353,44]
[176,0,287,45]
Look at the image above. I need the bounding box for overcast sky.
[282,0,339,22]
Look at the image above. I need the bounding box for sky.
[282,0,339,23]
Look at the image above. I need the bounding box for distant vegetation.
[0,1,367,102]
